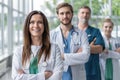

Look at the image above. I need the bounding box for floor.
[0,70,12,80]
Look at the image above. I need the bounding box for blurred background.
[0,0,120,80]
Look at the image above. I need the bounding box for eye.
[86,12,90,15]
[60,12,64,15]
[66,11,71,15]
[37,21,43,24]
[105,26,108,28]
[109,26,113,28]
[81,12,84,14]
[30,21,34,24]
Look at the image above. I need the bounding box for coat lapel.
[55,26,65,53]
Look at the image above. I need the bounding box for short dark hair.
[56,2,73,14]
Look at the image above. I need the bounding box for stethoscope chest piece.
[42,62,47,67]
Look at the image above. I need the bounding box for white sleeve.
[13,73,45,80]
[100,50,120,59]
[64,31,90,66]
[108,50,120,59]
[47,45,63,80]
[12,46,45,80]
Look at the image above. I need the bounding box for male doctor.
[50,2,90,80]
[77,6,105,80]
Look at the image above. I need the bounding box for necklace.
[29,46,41,74]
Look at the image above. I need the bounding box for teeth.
[33,29,40,32]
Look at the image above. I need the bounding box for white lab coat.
[50,26,90,80]
[100,35,120,80]
[12,43,63,80]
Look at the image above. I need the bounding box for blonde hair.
[103,18,114,26]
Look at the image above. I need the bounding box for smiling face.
[57,6,73,25]
[102,19,114,39]
[78,7,91,24]
[29,14,44,38]
[103,21,113,37]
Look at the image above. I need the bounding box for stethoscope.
[42,61,47,67]
[63,31,81,48]
[71,31,81,46]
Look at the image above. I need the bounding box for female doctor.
[100,18,120,80]
[12,10,63,80]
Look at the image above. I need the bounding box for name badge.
[88,34,91,37]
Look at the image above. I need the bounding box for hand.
[115,47,120,53]
[45,70,53,79]
[103,49,109,54]
[61,53,64,60]
[90,38,96,46]
[77,47,82,53]
[90,38,103,53]
[17,69,25,74]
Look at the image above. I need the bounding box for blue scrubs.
[85,26,105,80]
[62,28,74,80]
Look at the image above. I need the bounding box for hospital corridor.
[0,0,120,80]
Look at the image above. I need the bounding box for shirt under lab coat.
[12,43,63,80]
[100,35,120,80]
[85,26,105,80]
[50,25,90,80]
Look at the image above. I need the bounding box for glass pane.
[20,0,23,11]
[13,11,23,49]
[19,14,23,44]
[13,11,18,46]
[0,5,2,54]
[13,0,18,10]
[3,0,8,5]
[4,7,8,54]
[29,0,33,11]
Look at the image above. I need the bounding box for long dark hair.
[22,10,51,66]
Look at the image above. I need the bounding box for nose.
[105,27,109,29]
[83,13,87,17]
[34,22,38,27]
[63,13,67,18]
